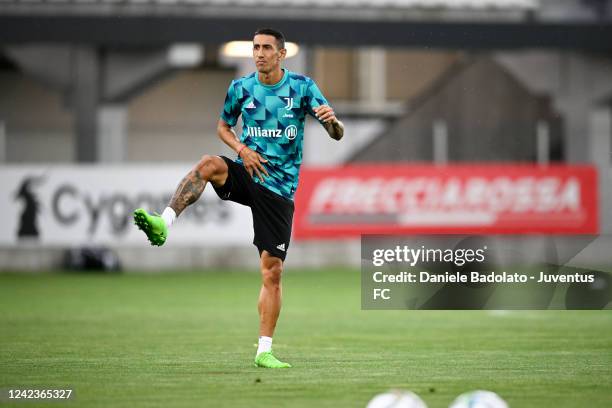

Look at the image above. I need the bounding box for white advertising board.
[1,165,253,247]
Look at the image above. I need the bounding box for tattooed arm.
[322,120,344,141]
[313,105,344,141]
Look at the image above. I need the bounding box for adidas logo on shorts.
[276,243,286,252]
[246,101,256,109]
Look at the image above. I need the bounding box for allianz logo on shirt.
[246,125,298,140]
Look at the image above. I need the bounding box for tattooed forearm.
[324,120,344,141]
[168,170,206,216]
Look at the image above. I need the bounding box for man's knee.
[195,155,217,178]
[261,260,283,288]
[195,155,226,181]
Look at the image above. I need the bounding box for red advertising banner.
[293,164,598,239]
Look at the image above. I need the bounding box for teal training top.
[220,69,329,200]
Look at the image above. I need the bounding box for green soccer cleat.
[254,351,292,368]
[133,208,168,246]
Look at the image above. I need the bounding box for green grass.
[0,269,611,407]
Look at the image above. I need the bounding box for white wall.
[0,72,74,162]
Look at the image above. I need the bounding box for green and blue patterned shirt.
[220,69,329,200]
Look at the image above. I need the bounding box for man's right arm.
[217,119,243,153]
[217,119,268,182]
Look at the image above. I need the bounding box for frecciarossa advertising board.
[293,164,598,238]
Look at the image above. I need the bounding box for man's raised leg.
[134,155,228,246]
[254,250,291,368]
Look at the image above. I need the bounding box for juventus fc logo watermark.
[284,98,293,110]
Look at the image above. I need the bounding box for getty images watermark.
[361,235,611,310]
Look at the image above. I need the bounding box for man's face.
[253,34,286,74]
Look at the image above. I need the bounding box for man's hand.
[314,105,344,141]
[239,147,269,182]
[313,105,337,124]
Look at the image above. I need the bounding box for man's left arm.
[313,105,344,141]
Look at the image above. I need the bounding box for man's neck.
[258,68,284,85]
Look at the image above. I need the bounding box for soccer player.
[133,28,344,368]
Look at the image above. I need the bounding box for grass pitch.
[0,269,610,408]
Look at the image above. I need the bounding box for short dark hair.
[254,28,285,50]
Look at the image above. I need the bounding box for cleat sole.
[133,209,166,246]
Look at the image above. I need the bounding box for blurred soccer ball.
[449,390,508,408]
[366,390,427,408]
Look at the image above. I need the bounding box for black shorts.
[212,156,294,261]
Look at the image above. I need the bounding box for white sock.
[256,336,273,356]
[161,207,177,228]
